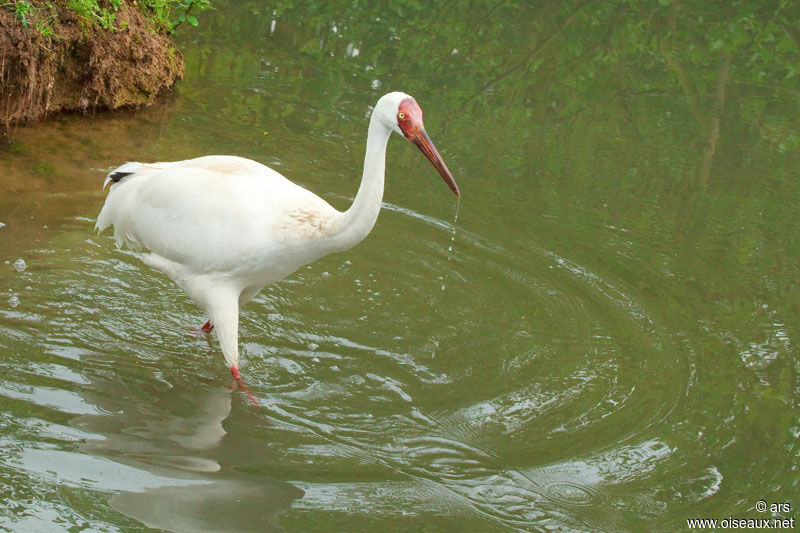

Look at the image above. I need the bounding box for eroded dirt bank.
[0,3,183,127]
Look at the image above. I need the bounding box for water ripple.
[0,190,697,531]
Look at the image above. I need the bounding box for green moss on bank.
[1,0,212,39]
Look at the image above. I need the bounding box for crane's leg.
[203,287,258,404]
[189,320,214,337]
[206,292,239,370]
[143,254,218,339]
[230,366,258,404]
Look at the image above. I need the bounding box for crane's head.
[376,92,460,197]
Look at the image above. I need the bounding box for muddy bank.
[0,3,183,127]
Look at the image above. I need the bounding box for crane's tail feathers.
[97,160,187,248]
[96,162,151,247]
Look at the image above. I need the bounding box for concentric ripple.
[0,195,703,532]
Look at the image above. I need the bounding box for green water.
[1,2,798,531]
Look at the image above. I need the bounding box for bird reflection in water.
[72,371,303,532]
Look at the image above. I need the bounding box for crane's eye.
[398,112,406,120]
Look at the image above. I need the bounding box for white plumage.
[96,92,460,385]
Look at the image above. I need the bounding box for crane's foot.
[189,320,214,337]
[230,366,259,405]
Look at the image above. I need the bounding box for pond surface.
[0,2,798,531]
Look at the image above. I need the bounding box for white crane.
[96,92,460,389]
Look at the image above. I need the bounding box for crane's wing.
[96,155,340,273]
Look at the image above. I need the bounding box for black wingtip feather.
[108,171,134,183]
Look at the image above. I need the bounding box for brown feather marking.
[286,209,334,238]
[196,161,249,175]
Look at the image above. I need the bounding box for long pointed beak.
[411,128,460,197]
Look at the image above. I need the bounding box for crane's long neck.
[333,115,392,250]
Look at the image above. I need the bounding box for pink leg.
[189,320,214,337]
[231,366,259,405]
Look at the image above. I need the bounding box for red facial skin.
[397,98,460,197]
[397,98,424,134]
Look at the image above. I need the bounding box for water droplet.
[13,258,26,272]
[448,198,460,263]
[441,199,460,294]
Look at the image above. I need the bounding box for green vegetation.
[69,0,121,29]
[2,0,32,27]
[0,0,57,37]
[139,0,213,33]
[0,0,212,35]
[65,0,122,30]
